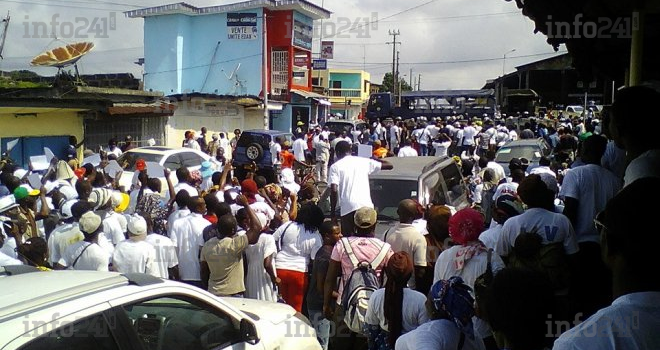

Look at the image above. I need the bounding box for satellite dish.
[30,41,94,68]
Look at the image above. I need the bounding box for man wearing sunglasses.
[554,178,660,349]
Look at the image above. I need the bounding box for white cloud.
[0,0,562,89]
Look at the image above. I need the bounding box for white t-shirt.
[249,201,276,221]
[365,288,429,332]
[270,142,282,165]
[328,155,382,216]
[174,182,199,197]
[101,212,125,245]
[479,224,502,251]
[398,146,419,157]
[395,319,486,350]
[48,222,84,265]
[433,245,505,289]
[496,207,579,258]
[169,213,210,281]
[272,222,322,273]
[493,182,519,202]
[112,239,158,276]
[624,149,660,187]
[145,233,179,279]
[486,162,506,183]
[390,125,400,142]
[106,147,122,158]
[559,164,622,243]
[508,130,518,141]
[0,251,22,266]
[351,130,362,143]
[293,139,307,162]
[167,208,190,237]
[59,241,109,271]
[385,223,427,288]
[432,141,451,158]
[529,166,557,178]
[553,292,660,350]
[426,125,439,140]
[461,126,478,146]
[601,141,626,180]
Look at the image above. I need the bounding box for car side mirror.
[240,318,259,345]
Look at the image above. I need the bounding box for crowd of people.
[0,86,659,350]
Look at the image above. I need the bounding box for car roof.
[370,156,453,181]
[500,139,544,147]
[325,120,365,125]
[243,129,292,136]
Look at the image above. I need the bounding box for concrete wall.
[0,111,83,142]
[144,9,264,95]
[164,102,246,148]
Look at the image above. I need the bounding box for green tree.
[381,72,413,93]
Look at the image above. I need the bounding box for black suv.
[232,129,293,182]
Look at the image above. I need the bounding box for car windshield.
[496,145,542,163]
[369,179,418,221]
[117,152,163,171]
[324,122,353,135]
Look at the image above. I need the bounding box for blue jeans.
[308,308,330,350]
[419,143,429,156]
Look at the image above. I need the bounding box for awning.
[290,89,331,105]
[267,102,283,111]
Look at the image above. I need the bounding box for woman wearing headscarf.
[433,208,504,289]
[365,251,429,350]
[395,276,486,350]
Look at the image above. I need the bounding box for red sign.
[294,56,309,67]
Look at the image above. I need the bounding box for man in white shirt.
[145,220,179,280]
[329,141,393,236]
[183,131,201,150]
[528,156,556,178]
[218,132,232,160]
[507,125,518,142]
[48,200,84,268]
[460,121,478,156]
[173,167,199,197]
[59,211,110,271]
[105,138,122,158]
[292,134,308,163]
[389,123,401,151]
[88,188,123,258]
[559,134,621,317]
[384,199,427,290]
[606,86,660,187]
[112,214,158,277]
[169,196,211,286]
[479,194,523,250]
[496,175,578,291]
[314,134,331,183]
[397,139,419,157]
[484,151,506,184]
[553,178,660,350]
[270,136,283,165]
[167,191,191,237]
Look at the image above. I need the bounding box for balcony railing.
[329,89,362,97]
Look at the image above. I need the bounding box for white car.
[116,147,212,192]
[0,268,320,350]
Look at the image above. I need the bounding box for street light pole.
[502,48,516,77]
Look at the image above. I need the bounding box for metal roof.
[370,156,452,181]
[125,0,331,20]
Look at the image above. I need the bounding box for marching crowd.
[0,86,659,350]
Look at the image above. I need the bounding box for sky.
[0,0,565,90]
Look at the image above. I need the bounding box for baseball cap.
[127,214,147,235]
[354,207,377,229]
[79,211,102,235]
[495,194,524,217]
[0,195,19,214]
[14,186,40,201]
[297,121,305,126]
[200,161,214,179]
[509,158,522,169]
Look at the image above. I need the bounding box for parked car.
[495,138,553,176]
[116,146,211,192]
[232,130,293,183]
[368,156,470,239]
[0,268,319,350]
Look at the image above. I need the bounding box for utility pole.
[417,74,421,91]
[387,29,400,97]
[409,68,413,90]
[0,12,10,60]
[262,12,269,130]
[396,50,400,106]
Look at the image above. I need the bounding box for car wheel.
[246,143,264,161]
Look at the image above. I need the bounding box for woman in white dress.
[245,213,280,302]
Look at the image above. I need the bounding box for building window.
[271,50,289,96]
[312,77,323,86]
[332,81,341,89]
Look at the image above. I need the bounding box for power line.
[377,11,519,23]
[1,0,135,11]
[329,51,568,66]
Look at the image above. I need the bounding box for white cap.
[60,200,76,219]
[127,215,147,235]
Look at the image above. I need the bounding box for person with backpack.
[395,276,486,350]
[365,251,429,350]
[495,174,578,321]
[323,206,394,349]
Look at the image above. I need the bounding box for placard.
[29,155,49,171]
[44,147,56,163]
[83,153,102,167]
[104,160,123,179]
[28,174,42,190]
[357,144,373,158]
[145,162,165,178]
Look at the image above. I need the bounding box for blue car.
[232,129,293,182]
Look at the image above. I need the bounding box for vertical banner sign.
[227,13,258,40]
[321,41,334,59]
[292,12,313,50]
